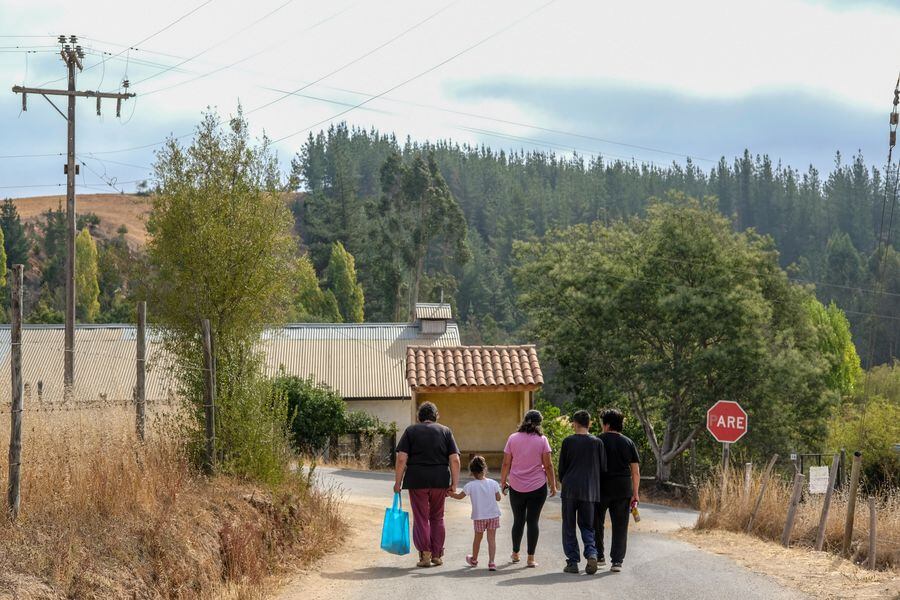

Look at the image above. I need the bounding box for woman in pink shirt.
[499,409,558,567]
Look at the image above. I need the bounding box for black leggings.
[508,484,548,555]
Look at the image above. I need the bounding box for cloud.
[451,80,888,173]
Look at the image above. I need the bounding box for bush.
[344,410,397,436]
[274,375,347,454]
[217,372,292,485]
[828,395,900,489]
[535,398,573,472]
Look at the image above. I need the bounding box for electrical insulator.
[58,35,66,45]
[891,113,898,126]
[891,131,896,147]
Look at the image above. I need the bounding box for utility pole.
[12,34,135,391]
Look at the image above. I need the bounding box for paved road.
[279,468,808,600]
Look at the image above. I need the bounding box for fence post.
[815,452,842,551]
[839,449,846,487]
[867,497,876,570]
[135,301,147,442]
[743,462,753,498]
[6,265,23,521]
[201,319,216,475]
[842,451,862,557]
[781,470,805,547]
[747,454,778,533]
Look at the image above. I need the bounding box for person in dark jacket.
[596,408,641,573]
[557,410,606,574]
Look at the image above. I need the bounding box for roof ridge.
[407,344,536,349]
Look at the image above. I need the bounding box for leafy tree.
[39,204,67,299]
[0,199,28,269]
[96,227,134,323]
[149,107,295,481]
[805,299,862,398]
[74,228,100,322]
[829,392,900,488]
[324,241,364,323]
[379,151,470,319]
[273,375,347,454]
[291,255,341,322]
[515,196,844,481]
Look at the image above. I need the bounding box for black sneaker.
[597,557,607,566]
[585,556,598,574]
[563,562,579,574]
[611,562,622,572]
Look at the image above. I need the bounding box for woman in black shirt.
[393,401,461,568]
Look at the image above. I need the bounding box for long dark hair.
[518,409,544,435]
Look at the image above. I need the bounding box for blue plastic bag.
[380,492,410,555]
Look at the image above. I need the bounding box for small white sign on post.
[808,466,829,494]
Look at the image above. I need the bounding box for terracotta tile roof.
[406,345,543,391]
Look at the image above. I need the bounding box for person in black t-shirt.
[394,401,461,568]
[596,408,640,572]
[557,410,606,574]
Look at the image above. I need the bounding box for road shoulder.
[676,529,900,600]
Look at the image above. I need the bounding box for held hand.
[631,494,640,507]
[549,487,558,498]
[393,482,401,494]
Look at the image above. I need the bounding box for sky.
[0,0,897,196]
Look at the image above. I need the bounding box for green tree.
[149,108,295,482]
[74,228,100,322]
[39,203,67,301]
[379,151,469,319]
[515,196,843,481]
[291,255,342,322]
[0,199,28,269]
[273,375,347,454]
[96,227,135,323]
[805,299,862,398]
[324,241,364,323]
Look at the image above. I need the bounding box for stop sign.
[706,400,748,443]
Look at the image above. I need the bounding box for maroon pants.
[408,488,447,557]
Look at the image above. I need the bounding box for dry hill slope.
[9,193,149,247]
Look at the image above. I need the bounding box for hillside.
[10,193,149,248]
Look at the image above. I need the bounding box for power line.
[137,0,359,98]
[130,0,298,87]
[271,0,559,144]
[34,0,215,87]
[246,0,460,116]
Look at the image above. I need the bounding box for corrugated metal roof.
[260,323,460,398]
[414,303,453,320]
[0,322,461,404]
[0,325,177,406]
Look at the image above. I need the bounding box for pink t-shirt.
[504,432,552,492]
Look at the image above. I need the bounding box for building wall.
[345,398,412,428]
[416,391,526,455]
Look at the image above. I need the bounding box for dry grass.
[696,468,900,572]
[0,403,344,599]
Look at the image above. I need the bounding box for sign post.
[707,401,748,470]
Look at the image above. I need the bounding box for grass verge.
[696,469,899,572]
[0,405,344,599]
